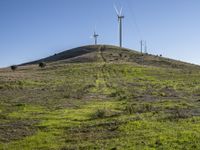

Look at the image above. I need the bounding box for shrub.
[91,109,108,119]
[39,62,46,68]
[11,65,17,71]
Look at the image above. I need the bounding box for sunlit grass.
[1,61,200,149]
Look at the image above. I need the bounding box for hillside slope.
[1,45,200,149]
[22,45,199,70]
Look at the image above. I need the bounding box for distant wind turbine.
[90,27,99,45]
[93,31,99,45]
[114,5,125,47]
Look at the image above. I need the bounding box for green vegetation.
[39,62,46,68]
[10,65,17,71]
[1,45,200,149]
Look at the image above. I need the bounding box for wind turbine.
[93,31,99,45]
[114,5,125,47]
[90,26,99,45]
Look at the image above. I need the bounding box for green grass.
[1,55,200,149]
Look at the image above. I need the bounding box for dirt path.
[92,46,110,95]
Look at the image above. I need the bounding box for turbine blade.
[114,4,119,15]
[120,7,123,15]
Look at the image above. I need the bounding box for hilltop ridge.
[22,45,199,70]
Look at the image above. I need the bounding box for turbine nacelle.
[118,16,124,22]
[93,32,99,38]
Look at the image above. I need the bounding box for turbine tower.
[140,40,143,54]
[144,40,147,54]
[115,6,125,47]
[93,31,99,45]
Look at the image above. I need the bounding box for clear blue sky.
[0,0,200,67]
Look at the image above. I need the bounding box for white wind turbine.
[114,5,125,47]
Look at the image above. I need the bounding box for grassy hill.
[22,45,198,69]
[1,45,200,149]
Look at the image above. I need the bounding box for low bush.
[92,109,106,119]
[11,65,17,71]
[39,62,46,68]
